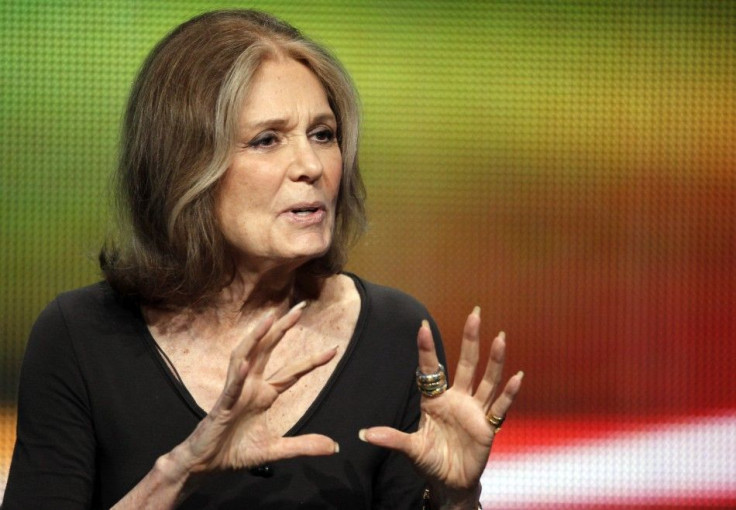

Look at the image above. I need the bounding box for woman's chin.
[286,234,332,260]
[276,243,331,267]
[296,245,331,263]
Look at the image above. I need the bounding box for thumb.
[269,434,341,461]
[358,426,416,457]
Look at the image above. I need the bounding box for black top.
[4,274,446,509]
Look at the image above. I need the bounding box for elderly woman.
[4,9,522,510]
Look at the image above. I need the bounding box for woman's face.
[216,58,342,273]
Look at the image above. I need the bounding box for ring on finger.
[416,363,448,398]
[486,412,506,433]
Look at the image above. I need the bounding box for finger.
[267,346,338,393]
[417,320,440,376]
[358,426,417,458]
[213,312,275,414]
[453,306,481,393]
[474,332,506,408]
[249,301,307,375]
[487,371,524,424]
[216,359,250,412]
[266,434,340,461]
[227,313,274,379]
[219,312,275,408]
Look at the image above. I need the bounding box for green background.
[2,1,735,503]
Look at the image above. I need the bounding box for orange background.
[2,1,735,505]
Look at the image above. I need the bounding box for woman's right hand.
[168,301,340,474]
[112,302,338,509]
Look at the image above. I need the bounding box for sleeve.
[371,318,447,510]
[3,299,97,509]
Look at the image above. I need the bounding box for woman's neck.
[223,260,323,305]
[143,260,326,337]
[187,264,323,330]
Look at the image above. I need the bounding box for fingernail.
[421,319,430,329]
[334,442,340,453]
[293,300,308,311]
[358,429,368,442]
[498,331,506,340]
[517,370,525,379]
[472,305,481,317]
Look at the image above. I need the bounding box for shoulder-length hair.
[100,9,366,307]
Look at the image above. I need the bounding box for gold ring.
[416,364,448,398]
[487,413,506,433]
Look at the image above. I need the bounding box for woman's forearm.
[111,446,195,510]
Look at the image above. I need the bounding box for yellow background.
[2,1,735,504]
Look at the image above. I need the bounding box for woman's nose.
[288,138,323,182]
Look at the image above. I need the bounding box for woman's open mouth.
[284,203,327,224]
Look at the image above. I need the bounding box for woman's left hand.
[359,307,523,508]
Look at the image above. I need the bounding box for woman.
[4,9,523,509]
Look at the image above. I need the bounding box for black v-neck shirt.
[4,274,446,509]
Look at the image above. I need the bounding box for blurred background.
[1,1,734,507]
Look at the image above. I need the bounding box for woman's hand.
[359,307,523,508]
[170,301,340,474]
[112,302,339,509]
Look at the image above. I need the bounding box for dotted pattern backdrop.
[2,1,735,506]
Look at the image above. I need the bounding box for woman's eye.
[311,128,335,143]
[248,133,278,148]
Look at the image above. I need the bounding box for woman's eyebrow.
[311,112,337,125]
[243,111,337,132]
[242,117,290,132]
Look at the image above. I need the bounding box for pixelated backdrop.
[1,1,735,507]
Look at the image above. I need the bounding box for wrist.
[424,483,482,510]
[154,445,194,487]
